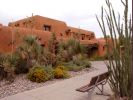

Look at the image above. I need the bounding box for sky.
[0,0,132,38]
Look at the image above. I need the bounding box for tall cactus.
[96,0,132,99]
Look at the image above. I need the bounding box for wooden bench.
[76,71,110,97]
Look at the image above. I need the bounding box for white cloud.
[0,0,132,38]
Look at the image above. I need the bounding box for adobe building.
[0,15,107,57]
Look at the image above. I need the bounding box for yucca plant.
[17,35,44,62]
[96,0,132,99]
[14,35,45,73]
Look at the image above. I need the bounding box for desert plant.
[66,65,84,72]
[58,59,91,72]
[40,48,57,67]
[16,35,44,63]
[54,66,69,79]
[43,65,54,80]
[48,32,58,55]
[82,60,91,68]
[28,66,48,83]
[72,54,84,66]
[57,38,86,62]
[14,57,31,74]
[66,38,86,55]
[0,54,15,82]
[96,0,132,99]
[72,55,91,68]
[89,55,107,61]
[14,35,46,73]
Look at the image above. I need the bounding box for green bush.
[89,55,108,61]
[54,66,69,79]
[72,54,86,66]
[72,55,91,68]
[67,65,84,72]
[56,65,68,71]
[43,65,54,80]
[60,62,83,71]
[57,39,86,62]
[82,60,91,68]
[28,66,48,83]
[0,54,15,82]
[60,59,91,72]
[15,58,30,74]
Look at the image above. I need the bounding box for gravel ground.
[0,67,96,99]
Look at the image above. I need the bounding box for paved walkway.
[0,61,112,100]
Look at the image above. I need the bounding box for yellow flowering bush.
[54,66,69,79]
[28,66,48,83]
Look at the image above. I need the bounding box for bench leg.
[96,85,110,96]
[87,87,95,100]
[87,90,93,100]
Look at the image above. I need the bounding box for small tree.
[96,0,132,99]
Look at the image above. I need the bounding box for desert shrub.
[15,58,30,74]
[28,66,48,83]
[54,66,69,79]
[62,61,91,72]
[0,66,7,80]
[72,54,85,65]
[59,57,91,72]
[42,49,57,67]
[67,65,84,72]
[0,54,15,82]
[89,55,108,61]
[82,60,91,68]
[57,39,86,62]
[60,61,83,71]
[56,65,68,71]
[14,35,47,74]
[72,55,91,68]
[43,65,54,80]
[48,33,58,54]
[13,51,33,74]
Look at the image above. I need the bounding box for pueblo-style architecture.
[0,15,107,57]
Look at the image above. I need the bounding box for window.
[81,34,85,40]
[23,21,26,25]
[91,33,95,39]
[66,32,71,37]
[43,25,51,31]
[65,29,71,36]
[15,23,19,27]
[8,40,15,46]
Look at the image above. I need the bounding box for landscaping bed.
[0,67,96,99]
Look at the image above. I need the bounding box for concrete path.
[0,61,112,100]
